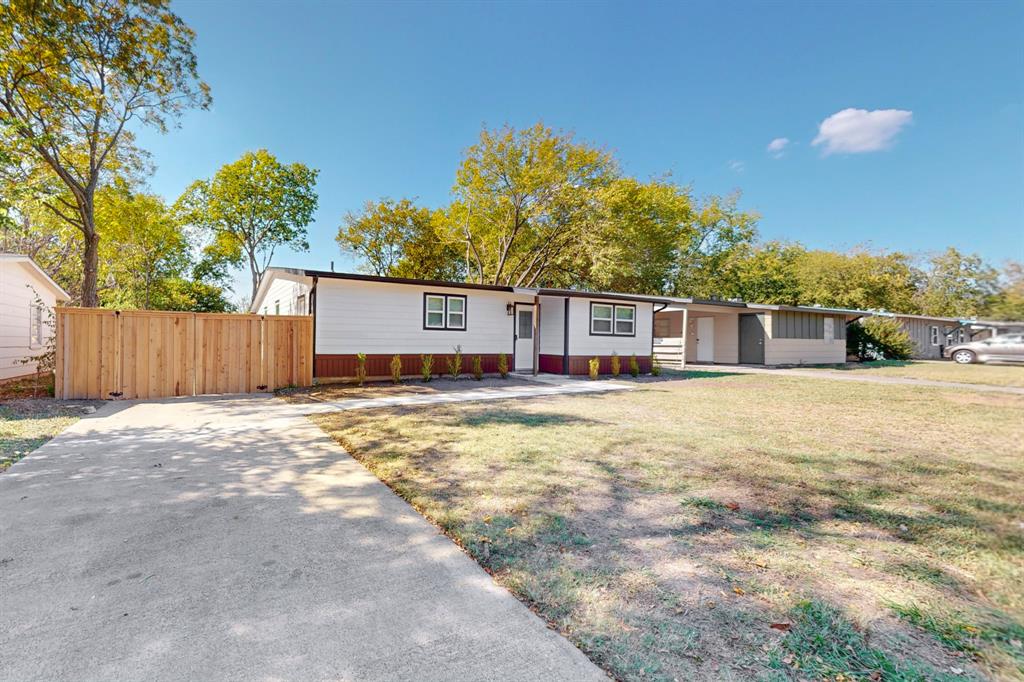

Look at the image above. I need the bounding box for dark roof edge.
[537,289,666,304]
[301,270,516,293]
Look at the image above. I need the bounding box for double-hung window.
[424,293,466,331]
[929,325,939,346]
[591,302,636,336]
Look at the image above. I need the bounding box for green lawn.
[811,360,1024,388]
[0,401,88,471]
[313,374,1024,681]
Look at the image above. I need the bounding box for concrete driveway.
[0,395,605,681]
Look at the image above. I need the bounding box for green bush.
[497,353,509,378]
[848,317,914,361]
[420,354,433,382]
[588,357,600,380]
[390,354,402,384]
[629,354,639,377]
[447,345,463,380]
[355,352,367,386]
[650,354,661,376]
[472,355,483,381]
[610,352,621,377]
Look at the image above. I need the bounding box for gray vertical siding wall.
[897,317,948,359]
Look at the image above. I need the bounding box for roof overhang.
[0,253,71,301]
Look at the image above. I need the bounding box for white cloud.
[766,137,790,157]
[812,108,913,155]
[728,160,745,173]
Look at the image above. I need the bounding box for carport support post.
[680,307,689,369]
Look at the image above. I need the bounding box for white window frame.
[423,293,466,331]
[614,305,635,336]
[929,325,939,346]
[590,303,614,335]
[590,302,636,337]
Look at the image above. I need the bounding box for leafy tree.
[916,247,998,317]
[449,123,616,287]
[718,241,805,304]
[586,177,691,295]
[176,149,319,301]
[0,0,210,306]
[792,247,920,312]
[96,184,191,309]
[982,261,1024,321]
[673,193,759,298]
[338,198,463,280]
[847,317,914,360]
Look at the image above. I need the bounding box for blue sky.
[136,1,1024,299]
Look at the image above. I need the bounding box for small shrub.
[650,354,661,376]
[354,353,367,386]
[472,355,483,380]
[390,354,402,384]
[447,345,463,380]
[588,357,600,380]
[610,352,621,377]
[629,354,639,377]
[848,317,914,360]
[420,354,433,382]
[497,352,509,378]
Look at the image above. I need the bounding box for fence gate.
[55,309,312,400]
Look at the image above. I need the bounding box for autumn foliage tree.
[176,149,319,302]
[0,0,210,306]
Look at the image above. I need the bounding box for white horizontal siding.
[568,297,653,357]
[538,295,565,355]
[0,262,58,380]
[259,278,310,316]
[315,279,532,355]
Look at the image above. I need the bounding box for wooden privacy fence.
[55,309,312,400]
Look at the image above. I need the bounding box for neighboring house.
[251,269,659,379]
[0,254,70,381]
[862,312,964,360]
[654,299,855,367]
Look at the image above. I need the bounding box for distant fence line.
[55,309,312,400]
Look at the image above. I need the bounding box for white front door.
[696,317,714,363]
[514,306,534,371]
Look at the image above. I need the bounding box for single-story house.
[251,268,662,379]
[654,299,856,366]
[0,254,70,381]
[852,312,986,360]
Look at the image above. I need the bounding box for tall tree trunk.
[249,249,260,304]
[80,195,100,308]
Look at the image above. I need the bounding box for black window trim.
[589,301,637,337]
[423,292,467,331]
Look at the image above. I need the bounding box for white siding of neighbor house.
[0,262,59,380]
[259,277,310,316]
[764,313,846,365]
[314,278,532,355]
[567,297,653,357]
[538,295,566,355]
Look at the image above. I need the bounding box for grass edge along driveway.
[311,374,1024,681]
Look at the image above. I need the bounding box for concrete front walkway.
[0,395,606,681]
[284,377,631,414]
[684,364,1024,395]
